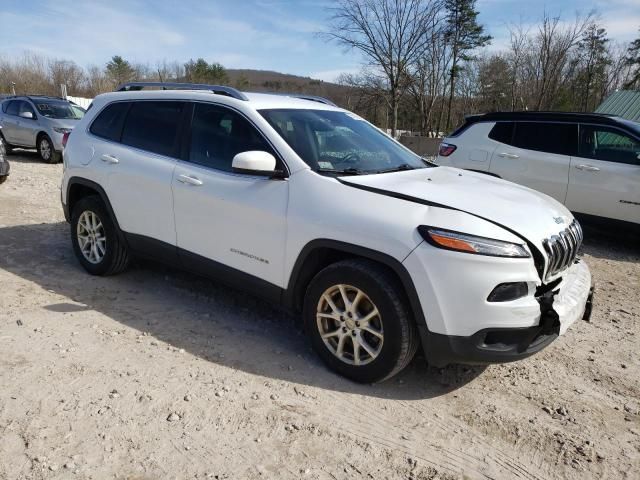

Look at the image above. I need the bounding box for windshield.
[259,109,429,174]
[34,101,85,120]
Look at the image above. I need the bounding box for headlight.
[418,226,530,258]
[53,127,72,134]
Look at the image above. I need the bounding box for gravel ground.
[1,152,639,480]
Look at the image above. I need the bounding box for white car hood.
[339,167,573,248]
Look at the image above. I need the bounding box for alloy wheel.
[316,284,384,366]
[77,210,106,264]
[40,138,51,161]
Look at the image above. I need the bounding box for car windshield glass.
[34,101,85,119]
[259,108,429,174]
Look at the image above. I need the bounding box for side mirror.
[232,151,281,177]
[19,111,34,120]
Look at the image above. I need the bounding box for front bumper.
[406,241,593,366]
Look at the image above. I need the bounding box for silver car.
[0,96,86,163]
[0,127,9,184]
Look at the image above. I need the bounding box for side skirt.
[123,232,284,305]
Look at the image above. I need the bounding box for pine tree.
[443,0,491,130]
[575,24,610,111]
[105,56,136,86]
[624,29,640,89]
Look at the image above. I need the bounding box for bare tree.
[324,0,442,137]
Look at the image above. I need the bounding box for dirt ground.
[0,151,638,480]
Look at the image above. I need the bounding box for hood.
[45,117,80,129]
[339,167,573,248]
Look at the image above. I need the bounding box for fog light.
[487,282,528,302]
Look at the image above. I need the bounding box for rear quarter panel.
[437,122,496,172]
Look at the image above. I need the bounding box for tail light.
[62,131,71,148]
[439,142,457,157]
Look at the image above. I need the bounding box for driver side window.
[579,125,640,165]
[188,103,275,172]
[18,101,35,117]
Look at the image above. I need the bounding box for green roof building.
[595,90,640,122]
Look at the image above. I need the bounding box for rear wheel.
[0,176,7,184]
[70,196,129,275]
[38,134,60,163]
[0,133,14,155]
[304,259,419,383]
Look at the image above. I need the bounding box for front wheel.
[70,196,130,275]
[38,134,60,163]
[0,176,7,184]
[304,259,419,383]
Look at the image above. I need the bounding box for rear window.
[89,102,130,142]
[513,122,577,156]
[488,122,514,144]
[120,101,185,157]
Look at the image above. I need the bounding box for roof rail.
[115,82,249,101]
[284,94,337,107]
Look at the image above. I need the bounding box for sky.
[0,0,638,82]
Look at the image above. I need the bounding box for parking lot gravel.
[1,152,639,479]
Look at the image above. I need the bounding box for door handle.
[177,174,203,186]
[576,164,600,172]
[498,152,519,159]
[100,154,119,164]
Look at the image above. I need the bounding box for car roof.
[465,111,625,125]
[93,89,344,112]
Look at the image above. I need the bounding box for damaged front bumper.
[422,260,593,367]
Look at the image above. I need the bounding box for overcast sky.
[1,0,638,82]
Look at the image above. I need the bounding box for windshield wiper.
[375,164,416,174]
[318,167,365,176]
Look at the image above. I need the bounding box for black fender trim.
[283,239,427,328]
[64,177,124,241]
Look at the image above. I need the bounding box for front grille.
[542,220,583,280]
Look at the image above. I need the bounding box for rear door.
[92,100,184,248]
[172,102,288,287]
[488,121,577,203]
[566,124,640,224]
[1,101,20,144]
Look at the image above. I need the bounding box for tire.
[0,133,14,155]
[0,175,7,184]
[37,134,60,163]
[303,259,419,383]
[70,195,130,276]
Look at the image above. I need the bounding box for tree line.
[1,0,639,138]
[327,0,640,136]
[0,55,229,99]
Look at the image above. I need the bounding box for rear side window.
[5,101,19,116]
[90,102,130,142]
[488,122,514,144]
[188,103,274,172]
[513,122,577,156]
[121,101,185,157]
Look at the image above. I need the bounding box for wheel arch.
[66,177,122,234]
[283,239,427,329]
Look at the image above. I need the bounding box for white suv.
[437,112,640,227]
[61,83,594,383]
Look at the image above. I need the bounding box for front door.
[172,102,288,288]
[566,124,640,224]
